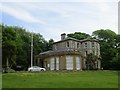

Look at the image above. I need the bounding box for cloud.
[1,1,118,41]
[1,0,119,2]
[1,3,46,25]
[22,2,118,38]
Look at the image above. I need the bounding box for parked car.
[28,66,46,72]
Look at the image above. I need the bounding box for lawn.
[2,70,119,88]
[0,73,2,89]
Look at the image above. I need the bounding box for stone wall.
[43,54,82,70]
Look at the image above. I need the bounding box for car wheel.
[41,69,44,71]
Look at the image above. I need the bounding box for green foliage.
[92,29,116,41]
[92,29,120,70]
[115,35,120,48]
[67,32,90,40]
[2,25,17,68]
[1,24,53,70]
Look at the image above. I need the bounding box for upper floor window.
[92,42,94,47]
[67,42,69,47]
[72,42,75,48]
[85,51,88,56]
[55,44,58,50]
[77,43,79,48]
[85,43,87,47]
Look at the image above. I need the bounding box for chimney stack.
[61,33,66,40]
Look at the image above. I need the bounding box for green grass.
[2,71,119,88]
[0,73,2,89]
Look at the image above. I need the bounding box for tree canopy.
[92,29,116,41]
[1,24,54,70]
[92,29,120,70]
[67,32,90,40]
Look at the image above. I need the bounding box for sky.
[0,0,119,41]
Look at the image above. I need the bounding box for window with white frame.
[66,56,73,70]
[76,56,81,70]
[50,58,54,70]
[56,57,59,70]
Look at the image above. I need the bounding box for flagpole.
[31,32,33,67]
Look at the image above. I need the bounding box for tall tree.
[110,34,120,70]
[2,25,17,68]
[67,32,90,40]
[47,39,54,50]
[92,29,119,70]
[2,24,48,70]
[92,29,116,41]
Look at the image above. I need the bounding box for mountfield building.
[35,33,101,70]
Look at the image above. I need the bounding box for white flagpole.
[31,33,33,67]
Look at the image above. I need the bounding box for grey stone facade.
[35,33,101,70]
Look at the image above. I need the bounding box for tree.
[92,29,119,70]
[115,35,120,48]
[15,27,31,70]
[47,39,54,51]
[42,39,54,51]
[1,24,48,70]
[67,32,90,40]
[2,25,17,68]
[33,33,44,54]
[92,29,116,41]
[110,34,120,70]
[86,53,99,70]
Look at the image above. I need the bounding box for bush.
[3,67,15,73]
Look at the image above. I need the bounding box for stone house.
[35,33,101,70]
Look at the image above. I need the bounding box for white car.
[28,66,46,72]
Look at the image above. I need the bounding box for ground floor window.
[56,57,59,70]
[76,56,81,70]
[66,56,73,70]
[48,55,82,70]
[50,58,54,70]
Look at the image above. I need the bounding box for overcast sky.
[0,0,119,41]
